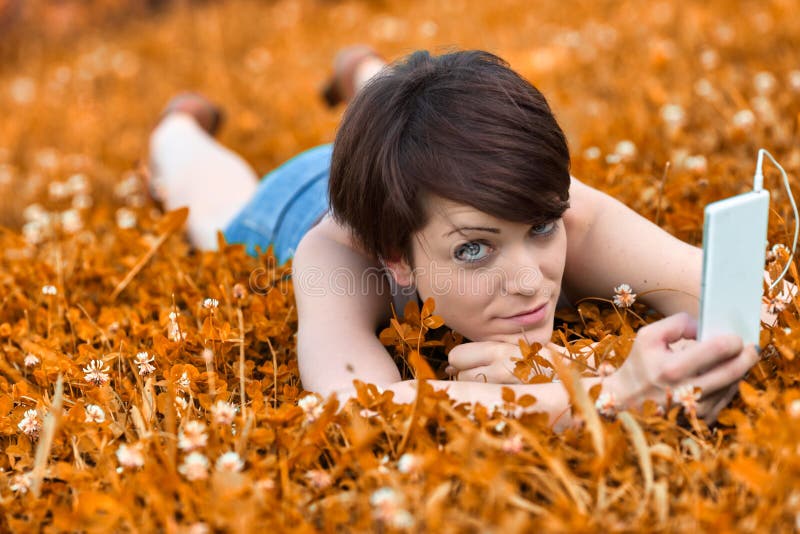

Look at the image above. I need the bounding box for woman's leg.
[148,48,387,254]
[149,107,259,250]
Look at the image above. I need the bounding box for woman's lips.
[499,302,549,326]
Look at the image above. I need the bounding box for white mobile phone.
[698,190,770,346]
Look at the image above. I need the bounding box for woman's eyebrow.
[444,226,501,237]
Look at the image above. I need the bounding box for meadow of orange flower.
[1,0,800,531]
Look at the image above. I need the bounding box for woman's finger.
[454,366,493,383]
[693,344,759,395]
[639,312,698,347]
[665,334,744,381]
[448,342,509,371]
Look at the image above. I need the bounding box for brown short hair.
[329,49,571,261]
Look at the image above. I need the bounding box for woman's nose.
[500,248,542,296]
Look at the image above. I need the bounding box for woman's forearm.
[563,178,702,318]
[379,377,605,429]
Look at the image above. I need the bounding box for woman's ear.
[384,256,414,287]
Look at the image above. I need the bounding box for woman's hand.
[446,341,526,384]
[606,312,759,422]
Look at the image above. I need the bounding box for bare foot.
[321,45,386,107]
[159,92,224,136]
[145,92,225,204]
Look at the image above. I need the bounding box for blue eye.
[531,220,557,236]
[454,241,491,263]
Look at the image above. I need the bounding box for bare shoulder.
[301,213,373,257]
[562,177,601,243]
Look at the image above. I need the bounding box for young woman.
[149,49,758,427]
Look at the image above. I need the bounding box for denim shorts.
[224,144,332,264]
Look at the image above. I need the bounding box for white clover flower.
[501,434,525,455]
[215,451,244,473]
[18,409,40,437]
[10,77,36,104]
[210,400,237,425]
[176,371,191,391]
[699,48,719,70]
[115,207,137,229]
[186,523,210,534]
[34,148,58,170]
[397,453,422,475]
[298,394,324,422]
[24,353,40,367]
[372,493,404,520]
[673,384,701,412]
[113,172,141,199]
[683,155,708,175]
[134,351,155,376]
[8,472,32,494]
[388,510,415,530]
[732,109,756,130]
[72,193,93,210]
[202,298,219,310]
[789,70,800,93]
[582,146,601,160]
[167,314,186,342]
[116,443,145,468]
[41,284,58,296]
[597,362,616,377]
[660,103,685,128]
[753,71,777,96]
[23,203,47,223]
[60,209,83,234]
[765,283,795,315]
[789,399,800,419]
[305,469,332,489]
[232,283,247,300]
[751,96,776,123]
[772,243,790,258]
[174,395,189,412]
[594,392,617,418]
[201,348,214,363]
[84,404,106,424]
[48,180,69,200]
[178,452,209,481]
[83,359,110,386]
[178,420,208,451]
[613,283,637,308]
[370,487,415,528]
[377,454,391,474]
[66,173,89,195]
[694,78,715,99]
[419,19,438,38]
[23,221,45,245]
[614,140,637,161]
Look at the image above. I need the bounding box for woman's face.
[387,196,568,345]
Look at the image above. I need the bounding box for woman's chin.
[474,323,555,346]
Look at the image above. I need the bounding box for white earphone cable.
[753,148,799,291]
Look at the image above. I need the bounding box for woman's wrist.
[599,371,634,414]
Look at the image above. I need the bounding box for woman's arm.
[293,215,401,396]
[348,314,758,427]
[562,178,702,317]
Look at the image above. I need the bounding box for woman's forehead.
[422,195,505,230]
